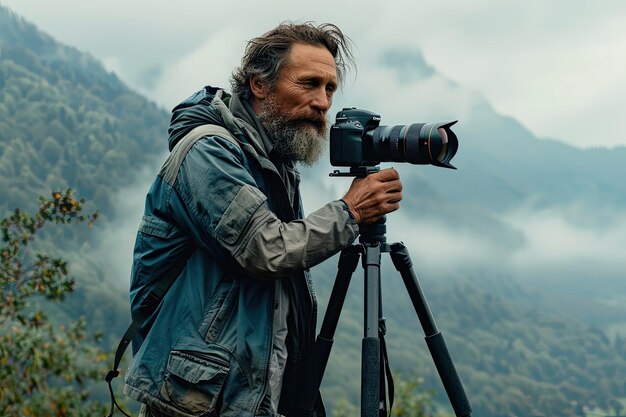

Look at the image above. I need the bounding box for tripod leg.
[299,245,361,413]
[389,243,472,417]
[378,281,389,417]
[362,243,382,417]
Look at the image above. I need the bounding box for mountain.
[2,5,625,416]
[0,6,169,217]
[0,4,171,378]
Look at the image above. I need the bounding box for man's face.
[256,43,338,165]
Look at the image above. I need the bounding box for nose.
[311,88,332,114]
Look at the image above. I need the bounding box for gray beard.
[258,97,328,166]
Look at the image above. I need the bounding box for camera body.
[329,107,458,170]
[330,108,383,166]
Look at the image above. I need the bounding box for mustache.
[293,114,327,129]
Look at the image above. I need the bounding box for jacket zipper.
[175,350,229,368]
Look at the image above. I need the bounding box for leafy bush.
[0,190,107,417]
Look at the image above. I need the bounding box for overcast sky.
[3,0,626,149]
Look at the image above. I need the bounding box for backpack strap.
[105,124,240,417]
[160,124,241,185]
[105,266,182,417]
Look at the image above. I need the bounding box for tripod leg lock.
[389,242,413,270]
[378,317,387,336]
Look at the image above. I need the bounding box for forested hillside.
[1,5,625,417]
[311,256,626,416]
[0,4,170,388]
[0,7,169,217]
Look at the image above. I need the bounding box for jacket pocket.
[215,183,266,245]
[160,340,230,416]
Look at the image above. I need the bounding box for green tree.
[392,376,453,417]
[0,190,106,417]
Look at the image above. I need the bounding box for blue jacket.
[124,87,359,417]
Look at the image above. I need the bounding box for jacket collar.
[213,92,300,173]
[227,94,297,169]
[207,92,286,177]
[228,94,275,159]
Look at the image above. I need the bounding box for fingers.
[341,168,403,225]
[372,167,400,182]
[383,180,403,194]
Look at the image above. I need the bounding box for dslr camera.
[329,108,458,176]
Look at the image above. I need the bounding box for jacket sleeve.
[168,134,359,279]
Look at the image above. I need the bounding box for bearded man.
[124,22,403,417]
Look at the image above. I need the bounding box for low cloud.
[150,27,250,110]
[301,174,626,282]
[505,205,626,270]
[90,162,161,290]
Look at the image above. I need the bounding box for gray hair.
[230,22,355,100]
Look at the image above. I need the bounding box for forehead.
[281,43,337,79]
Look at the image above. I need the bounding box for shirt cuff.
[339,199,358,225]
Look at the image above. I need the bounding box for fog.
[90,162,161,290]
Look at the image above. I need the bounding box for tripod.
[300,216,472,417]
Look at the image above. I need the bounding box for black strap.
[105,374,132,417]
[378,319,394,417]
[104,264,187,417]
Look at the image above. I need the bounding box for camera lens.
[370,121,458,169]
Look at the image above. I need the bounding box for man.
[125,22,402,417]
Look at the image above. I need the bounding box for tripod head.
[359,215,388,245]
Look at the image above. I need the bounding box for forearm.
[233,200,359,278]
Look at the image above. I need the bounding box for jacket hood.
[167,86,230,151]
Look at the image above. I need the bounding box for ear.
[250,75,269,100]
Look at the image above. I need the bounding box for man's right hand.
[342,168,403,225]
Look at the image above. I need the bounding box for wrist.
[340,199,359,224]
